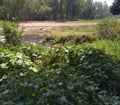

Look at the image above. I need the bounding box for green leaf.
[2,90,9,95]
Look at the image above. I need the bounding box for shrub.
[97,19,120,39]
[0,45,120,105]
[57,36,69,44]
[0,51,39,105]
[75,35,95,44]
[21,43,46,66]
[44,35,57,45]
[68,47,120,104]
[2,21,22,46]
[43,35,96,45]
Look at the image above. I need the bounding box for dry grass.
[23,26,96,37]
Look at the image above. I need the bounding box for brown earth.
[20,21,97,31]
[20,21,97,27]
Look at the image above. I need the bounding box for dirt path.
[19,21,97,35]
[20,21,97,30]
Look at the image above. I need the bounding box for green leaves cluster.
[0,44,120,105]
[44,35,96,46]
[2,21,22,46]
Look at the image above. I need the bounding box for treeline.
[110,0,120,15]
[0,0,111,21]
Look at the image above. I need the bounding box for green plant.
[43,35,96,45]
[2,21,22,46]
[75,35,95,44]
[97,18,120,39]
[44,35,57,46]
[0,44,120,105]
[91,39,120,60]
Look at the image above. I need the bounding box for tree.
[83,0,94,19]
[0,0,112,21]
[93,1,111,19]
[110,0,120,15]
[59,0,67,20]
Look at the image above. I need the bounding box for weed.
[2,21,22,46]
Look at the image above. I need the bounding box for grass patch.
[90,39,120,60]
[66,19,101,23]
[66,18,120,23]
[96,18,120,39]
[24,26,96,37]
[50,26,96,36]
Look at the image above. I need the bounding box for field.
[1,19,120,43]
[0,21,97,44]
[20,21,97,35]
[19,21,97,44]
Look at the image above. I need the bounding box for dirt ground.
[20,21,97,27]
[20,21,97,31]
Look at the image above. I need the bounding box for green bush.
[44,35,57,45]
[43,35,96,45]
[0,51,39,105]
[2,21,22,46]
[97,19,120,39]
[0,45,120,105]
[75,35,95,44]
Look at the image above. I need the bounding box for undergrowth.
[43,35,96,45]
[0,43,120,105]
[0,19,120,105]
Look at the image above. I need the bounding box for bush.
[0,51,40,105]
[44,35,57,46]
[2,21,22,46]
[75,35,95,44]
[97,19,120,39]
[0,45,120,105]
[43,35,96,45]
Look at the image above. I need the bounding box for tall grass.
[97,18,120,39]
[90,39,120,60]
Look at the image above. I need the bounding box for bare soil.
[20,21,97,32]
[20,21,97,27]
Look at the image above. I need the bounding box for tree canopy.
[0,0,111,21]
[110,0,120,15]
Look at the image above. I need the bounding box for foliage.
[97,19,120,39]
[2,21,22,46]
[0,0,111,21]
[91,39,120,60]
[74,35,95,44]
[43,35,96,45]
[0,50,39,105]
[0,18,120,104]
[110,0,120,15]
[0,44,120,105]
